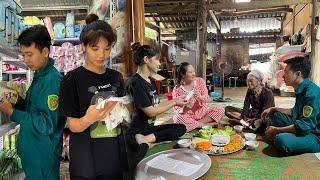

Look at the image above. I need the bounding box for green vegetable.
[195,126,236,139]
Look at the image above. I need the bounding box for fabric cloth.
[172,77,225,131]
[59,66,127,178]
[242,87,275,118]
[11,58,64,179]
[268,78,320,154]
[125,74,186,140]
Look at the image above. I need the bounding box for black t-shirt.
[126,74,160,131]
[59,66,127,177]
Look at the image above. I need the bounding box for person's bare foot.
[135,134,147,144]
[135,134,155,149]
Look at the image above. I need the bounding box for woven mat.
[145,138,320,179]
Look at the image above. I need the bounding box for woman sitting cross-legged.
[225,69,275,130]
[172,62,225,132]
[126,43,188,154]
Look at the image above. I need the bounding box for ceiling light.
[235,0,251,3]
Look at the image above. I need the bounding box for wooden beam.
[216,7,293,16]
[145,0,196,5]
[146,21,177,34]
[209,10,221,30]
[223,31,281,39]
[145,4,196,13]
[145,13,197,17]
[171,2,195,12]
[159,20,196,23]
[161,27,196,30]
[208,0,312,11]
[145,22,160,31]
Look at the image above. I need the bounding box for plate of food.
[211,134,230,146]
[191,134,245,155]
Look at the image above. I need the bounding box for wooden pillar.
[156,21,161,45]
[126,0,145,77]
[133,0,145,44]
[311,0,320,85]
[293,5,296,33]
[216,27,221,66]
[196,0,208,79]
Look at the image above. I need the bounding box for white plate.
[211,134,230,146]
[135,149,211,180]
[191,135,245,156]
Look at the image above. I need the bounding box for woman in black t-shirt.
[126,43,188,152]
[59,20,127,179]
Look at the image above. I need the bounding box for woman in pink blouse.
[172,62,225,131]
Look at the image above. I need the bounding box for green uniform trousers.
[269,112,320,154]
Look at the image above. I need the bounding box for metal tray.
[135,149,211,180]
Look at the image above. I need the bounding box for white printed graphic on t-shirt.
[149,90,160,107]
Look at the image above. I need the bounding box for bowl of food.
[244,133,256,141]
[211,134,230,146]
[233,125,243,133]
[246,140,259,150]
[177,139,192,148]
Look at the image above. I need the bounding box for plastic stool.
[229,77,238,88]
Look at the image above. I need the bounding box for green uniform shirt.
[11,58,64,179]
[292,78,320,135]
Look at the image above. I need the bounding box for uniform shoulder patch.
[48,95,59,111]
[303,105,313,118]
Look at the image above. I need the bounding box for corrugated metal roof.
[208,18,281,34]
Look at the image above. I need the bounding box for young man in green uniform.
[262,55,320,155]
[0,25,64,179]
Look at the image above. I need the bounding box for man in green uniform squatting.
[0,25,65,179]
[262,55,320,155]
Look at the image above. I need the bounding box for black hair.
[18,25,51,52]
[285,55,311,78]
[176,62,190,85]
[131,42,160,66]
[80,20,117,47]
[85,13,99,24]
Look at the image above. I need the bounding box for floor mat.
[145,140,320,179]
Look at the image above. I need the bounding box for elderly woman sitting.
[225,70,275,129]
